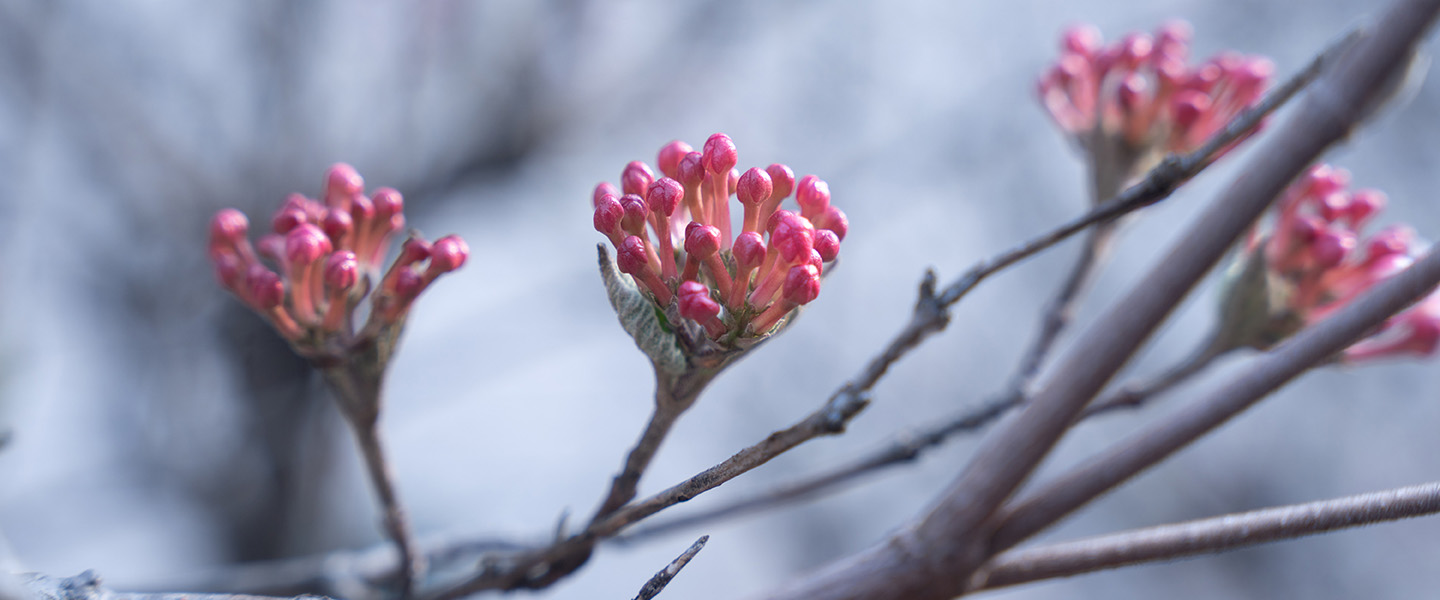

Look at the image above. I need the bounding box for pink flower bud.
[767,208,798,235]
[815,228,841,262]
[594,195,624,235]
[617,236,652,275]
[737,167,772,207]
[325,163,364,207]
[1302,164,1351,198]
[815,206,849,241]
[372,188,404,220]
[677,280,708,299]
[796,176,831,218]
[593,182,620,208]
[1310,228,1356,269]
[1366,225,1415,259]
[272,206,308,235]
[1117,74,1147,112]
[247,266,285,309]
[620,194,649,235]
[646,178,684,217]
[733,232,767,269]
[400,238,432,266]
[1155,20,1191,56]
[212,252,242,287]
[428,235,469,273]
[210,209,249,247]
[322,209,353,246]
[1117,33,1153,69]
[678,283,721,321]
[325,251,359,291]
[1171,90,1212,129]
[622,161,656,197]
[766,164,796,202]
[285,224,332,265]
[350,193,375,223]
[684,224,721,258]
[1062,23,1102,57]
[678,152,706,188]
[657,141,693,180]
[783,264,822,305]
[702,133,738,175]
[772,214,816,264]
[1316,192,1351,222]
[1347,189,1386,225]
[393,268,425,302]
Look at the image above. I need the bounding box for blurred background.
[1,1,1438,598]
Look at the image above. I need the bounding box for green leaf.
[598,245,686,374]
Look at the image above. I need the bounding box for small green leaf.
[598,245,686,374]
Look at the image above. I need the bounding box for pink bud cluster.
[594,133,848,338]
[1038,21,1273,154]
[209,163,468,345]
[1257,164,1439,361]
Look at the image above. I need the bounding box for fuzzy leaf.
[598,245,687,374]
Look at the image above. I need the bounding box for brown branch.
[990,241,1440,552]
[971,481,1440,591]
[758,2,1439,597]
[616,394,1016,545]
[632,536,708,600]
[20,571,330,600]
[591,388,690,521]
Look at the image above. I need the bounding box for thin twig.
[971,481,1440,591]
[632,536,709,600]
[593,404,686,520]
[1009,222,1120,395]
[616,394,1015,544]
[760,4,1436,596]
[1080,333,1228,418]
[322,367,422,600]
[990,241,1440,552]
[348,422,422,600]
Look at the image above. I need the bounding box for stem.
[971,481,1440,591]
[323,365,422,600]
[592,368,713,521]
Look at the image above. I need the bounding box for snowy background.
[2,1,1439,599]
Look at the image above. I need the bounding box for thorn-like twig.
[632,536,709,600]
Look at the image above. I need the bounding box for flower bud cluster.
[1244,164,1439,361]
[1038,20,1272,156]
[209,163,468,353]
[594,134,848,339]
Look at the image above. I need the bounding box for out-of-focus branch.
[971,481,1440,591]
[20,571,328,600]
[758,1,1440,597]
[632,536,708,600]
[991,241,1440,551]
